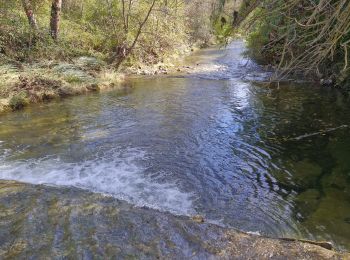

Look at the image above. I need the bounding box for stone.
[86,83,100,92]
[191,215,205,223]
[0,181,348,259]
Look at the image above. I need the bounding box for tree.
[21,0,38,30]
[50,0,62,40]
[109,0,158,68]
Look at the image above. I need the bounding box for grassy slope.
[0,8,193,113]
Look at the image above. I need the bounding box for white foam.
[0,148,194,215]
[246,231,262,236]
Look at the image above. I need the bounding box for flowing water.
[0,41,350,250]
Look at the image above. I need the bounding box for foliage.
[0,0,240,112]
[9,92,28,111]
[0,0,236,68]
[239,0,350,86]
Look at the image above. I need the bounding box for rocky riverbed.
[0,181,348,259]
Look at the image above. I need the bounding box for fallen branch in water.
[289,125,348,141]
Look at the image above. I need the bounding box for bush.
[240,0,350,85]
[9,93,28,111]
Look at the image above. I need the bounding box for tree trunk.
[21,0,38,30]
[50,0,62,40]
[112,0,157,69]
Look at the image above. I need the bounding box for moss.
[9,93,28,111]
[64,75,84,84]
[0,60,127,114]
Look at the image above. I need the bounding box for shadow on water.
[0,41,349,250]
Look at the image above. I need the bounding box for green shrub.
[240,0,350,85]
[64,75,84,84]
[9,93,28,111]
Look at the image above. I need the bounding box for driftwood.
[289,125,348,141]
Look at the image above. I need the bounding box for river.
[0,41,350,251]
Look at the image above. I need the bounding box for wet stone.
[191,215,205,223]
[0,181,347,259]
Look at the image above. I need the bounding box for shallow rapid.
[1,41,349,250]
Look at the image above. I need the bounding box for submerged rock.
[294,189,321,221]
[299,188,350,251]
[0,181,347,259]
[292,159,323,188]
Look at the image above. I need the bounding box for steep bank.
[237,0,350,88]
[0,180,348,259]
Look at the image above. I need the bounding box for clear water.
[0,41,349,250]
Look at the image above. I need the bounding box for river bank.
[0,180,348,259]
[0,58,120,113]
[0,45,206,114]
[0,43,232,114]
[1,0,229,115]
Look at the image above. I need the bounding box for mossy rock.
[57,86,75,97]
[75,57,106,71]
[86,83,100,92]
[9,93,28,111]
[54,63,95,83]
